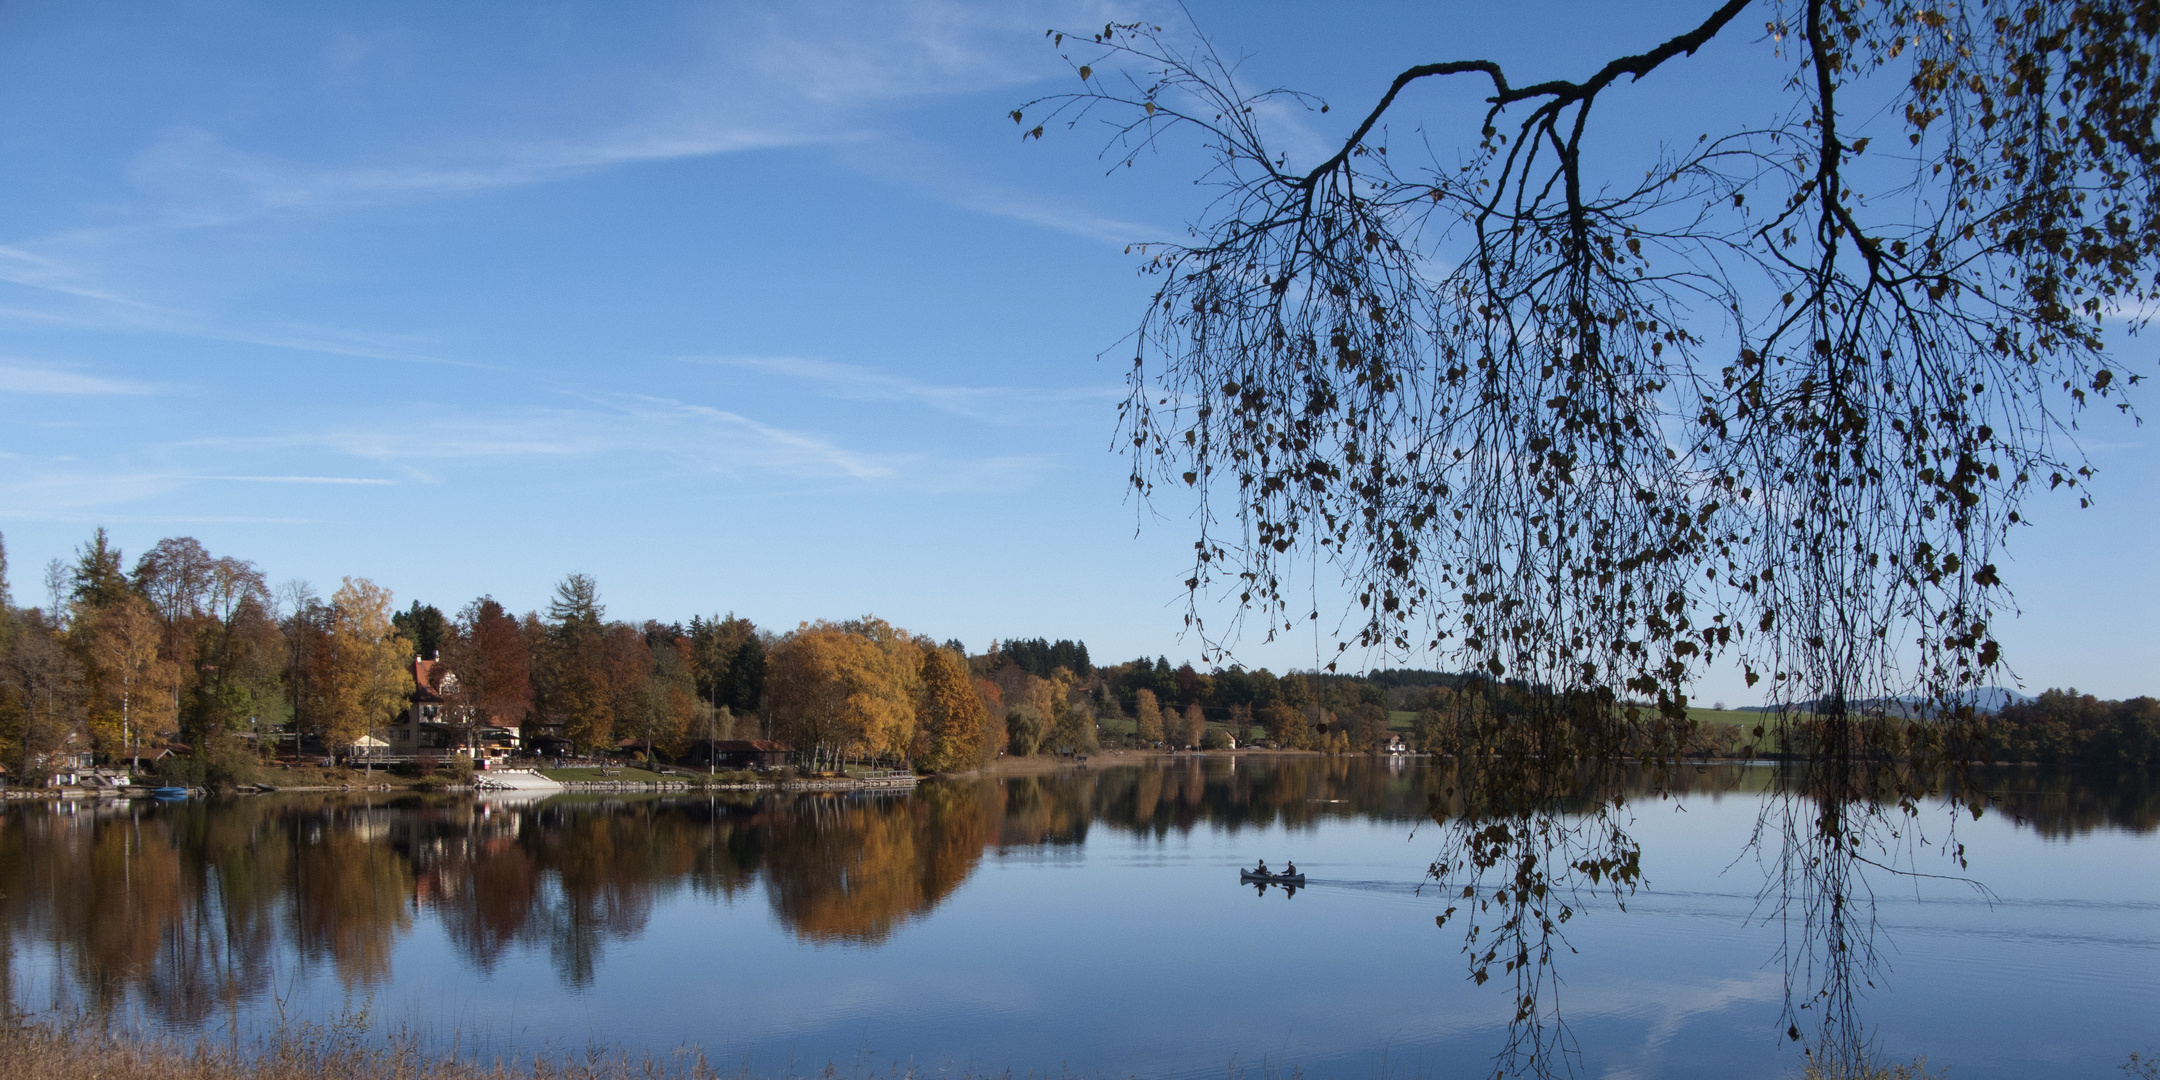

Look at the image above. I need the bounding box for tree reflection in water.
[1422,754,1973,1078]
[1419,756,1641,1079]
[0,763,2149,1072]
[1417,726,2160,1079]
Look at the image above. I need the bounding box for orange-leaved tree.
[602,623,654,759]
[1180,704,1207,749]
[443,596,533,751]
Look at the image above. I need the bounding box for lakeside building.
[683,739,795,770]
[29,734,124,786]
[381,657,521,765]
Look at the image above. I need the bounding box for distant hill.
[1735,686,2033,716]
[1360,668,1475,689]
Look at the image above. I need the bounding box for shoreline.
[0,750,2087,801]
[950,745,1331,778]
[0,772,933,800]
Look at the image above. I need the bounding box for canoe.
[1239,870,1306,886]
[151,786,189,800]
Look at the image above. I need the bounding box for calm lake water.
[1,758,2154,1079]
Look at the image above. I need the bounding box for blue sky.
[0,1,2151,701]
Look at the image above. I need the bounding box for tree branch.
[1302,0,1756,189]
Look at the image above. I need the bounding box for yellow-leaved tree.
[323,578,412,759]
[1040,666,1095,754]
[1264,701,1312,750]
[88,593,177,768]
[766,618,923,766]
[915,646,985,773]
[845,617,923,760]
[1134,688,1165,746]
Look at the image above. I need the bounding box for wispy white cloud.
[0,470,190,513]
[183,415,610,465]
[180,475,396,485]
[0,1,1154,371]
[607,392,1063,492]
[699,354,1118,421]
[0,361,159,395]
[830,133,1161,247]
[0,242,491,370]
[0,373,1057,527]
[0,469,387,517]
[124,124,826,220]
[735,0,1125,105]
[171,395,901,483]
[0,510,318,525]
[104,1,1114,228]
[717,1,1161,245]
[165,379,1075,492]
[602,393,899,480]
[917,453,1060,492]
[2101,297,2160,323]
[1631,972,1782,1053]
[932,180,1159,246]
[0,245,152,308]
[1245,96,1341,175]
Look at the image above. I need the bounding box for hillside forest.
[0,529,2153,784]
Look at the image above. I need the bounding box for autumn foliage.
[321,578,412,754]
[1134,688,1165,745]
[765,619,921,764]
[915,646,987,772]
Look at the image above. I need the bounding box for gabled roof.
[412,657,448,702]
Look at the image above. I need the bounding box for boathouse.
[685,739,795,770]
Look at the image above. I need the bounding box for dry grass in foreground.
[1798,1058,1942,1080]
[0,1021,860,1080]
[14,1017,2141,1080]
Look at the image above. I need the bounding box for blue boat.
[151,786,189,800]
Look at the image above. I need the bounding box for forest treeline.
[0,528,1457,779]
[0,529,2152,782]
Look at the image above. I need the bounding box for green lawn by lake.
[1082,704,1793,751]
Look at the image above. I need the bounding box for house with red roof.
[385,657,521,764]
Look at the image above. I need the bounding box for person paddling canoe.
[1255,859,1269,876]
[1284,860,1297,877]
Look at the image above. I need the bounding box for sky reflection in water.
[1,758,2154,1079]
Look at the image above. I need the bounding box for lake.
[1,757,2154,1078]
